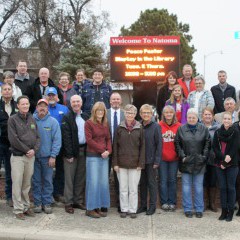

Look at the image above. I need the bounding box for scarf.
[187,123,198,134]
[125,120,136,132]
[219,82,227,92]
[217,125,235,143]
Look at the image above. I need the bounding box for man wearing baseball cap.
[46,87,68,203]
[33,99,61,214]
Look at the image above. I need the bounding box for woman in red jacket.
[85,102,112,218]
[159,105,181,211]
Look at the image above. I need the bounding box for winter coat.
[8,112,40,156]
[165,99,189,124]
[113,121,145,169]
[26,78,63,113]
[212,125,240,168]
[142,120,162,165]
[0,98,18,146]
[187,90,215,121]
[61,110,89,159]
[177,77,196,98]
[211,84,236,114]
[82,81,112,115]
[156,85,172,119]
[175,123,210,174]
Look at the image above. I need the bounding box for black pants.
[139,163,158,208]
[204,165,218,188]
[53,149,64,197]
[109,156,120,207]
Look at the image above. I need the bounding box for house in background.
[0,47,42,81]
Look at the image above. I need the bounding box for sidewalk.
[0,200,240,240]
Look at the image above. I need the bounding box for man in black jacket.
[211,70,236,114]
[0,83,18,207]
[26,68,63,113]
[61,95,88,214]
[14,60,35,95]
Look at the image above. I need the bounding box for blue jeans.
[86,157,110,210]
[216,166,239,210]
[181,173,204,212]
[32,157,54,206]
[159,160,179,205]
[0,144,12,200]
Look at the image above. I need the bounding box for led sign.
[110,36,180,81]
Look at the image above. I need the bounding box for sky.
[92,0,240,92]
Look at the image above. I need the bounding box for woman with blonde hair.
[85,102,112,218]
[159,105,181,211]
[213,111,239,222]
[165,84,189,124]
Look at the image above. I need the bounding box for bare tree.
[0,0,23,44]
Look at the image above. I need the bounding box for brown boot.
[86,210,100,218]
[209,187,218,212]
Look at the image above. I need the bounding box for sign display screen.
[110,36,180,82]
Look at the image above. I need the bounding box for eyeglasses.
[141,112,152,115]
[125,112,135,115]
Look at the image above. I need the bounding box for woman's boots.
[218,208,228,220]
[226,209,234,222]
[219,208,234,221]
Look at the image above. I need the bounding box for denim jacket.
[82,81,112,115]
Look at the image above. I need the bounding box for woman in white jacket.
[187,75,214,121]
[0,71,22,101]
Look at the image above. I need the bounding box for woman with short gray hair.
[0,71,22,101]
[187,75,214,121]
[175,108,210,218]
[113,104,145,219]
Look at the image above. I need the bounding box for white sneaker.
[161,204,170,211]
[169,204,176,211]
[43,205,52,214]
[34,205,42,213]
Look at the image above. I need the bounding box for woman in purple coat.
[165,84,190,124]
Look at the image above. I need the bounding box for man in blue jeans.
[46,87,68,203]
[33,99,61,214]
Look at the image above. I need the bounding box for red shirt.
[159,121,181,161]
[85,120,112,155]
[177,77,196,98]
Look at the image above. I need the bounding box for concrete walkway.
[0,200,240,240]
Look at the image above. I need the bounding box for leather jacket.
[174,123,210,174]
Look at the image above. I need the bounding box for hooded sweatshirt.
[159,121,181,161]
[33,112,61,158]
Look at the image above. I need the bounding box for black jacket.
[175,123,210,174]
[211,84,236,114]
[15,75,35,95]
[156,85,172,119]
[26,78,63,113]
[61,110,89,159]
[0,98,18,146]
[213,125,240,168]
[142,120,162,165]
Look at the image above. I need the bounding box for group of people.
[0,61,240,223]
